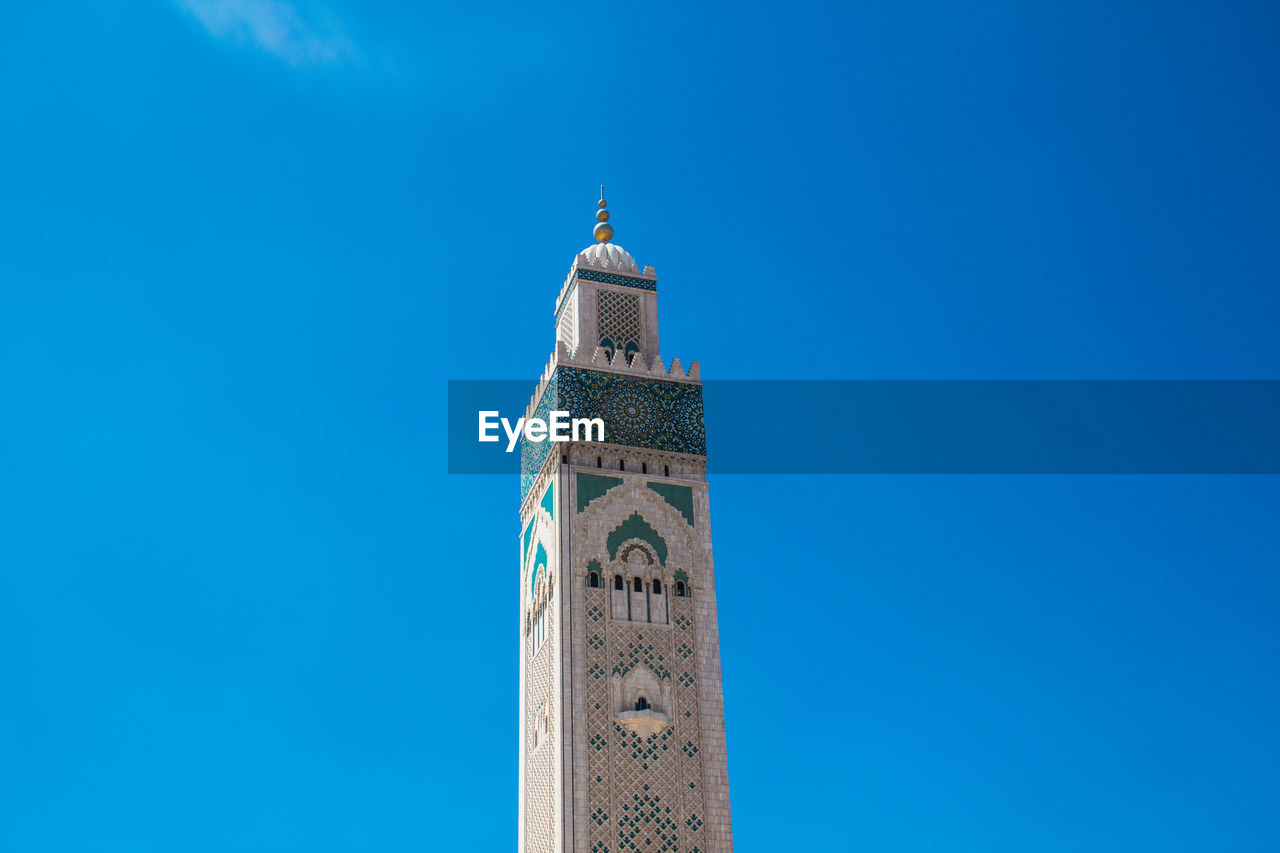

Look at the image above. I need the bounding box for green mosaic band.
[520,366,706,499]
[577,268,658,291]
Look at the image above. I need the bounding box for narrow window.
[635,696,649,711]
[597,456,602,468]
[614,575,624,591]
[675,581,686,597]
[642,462,647,474]
[664,465,670,477]
[619,459,625,471]
[633,577,643,593]
[652,579,662,595]
[588,572,600,588]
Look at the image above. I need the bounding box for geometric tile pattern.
[583,564,706,853]
[520,367,706,500]
[556,368,705,459]
[597,290,641,355]
[520,370,559,499]
[672,595,706,852]
[585,585,613,853]
[612,630,671,681]
[577,268,658,292]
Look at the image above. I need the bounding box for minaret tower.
[518,192,734,852]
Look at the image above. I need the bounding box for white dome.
[577,242,640,274]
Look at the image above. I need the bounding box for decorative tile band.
[520,371,559,499]
[555,268,657,325]
[519,366,706,499]
[577,268,658,291]
[556,366,705,457]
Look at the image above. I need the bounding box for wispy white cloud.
[177,0,358,67]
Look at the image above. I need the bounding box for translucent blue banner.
[448,380,1280,475]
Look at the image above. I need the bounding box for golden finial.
[593,184,614,243]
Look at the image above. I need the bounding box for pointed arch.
[530,541,549,597]
[606,512,668,566]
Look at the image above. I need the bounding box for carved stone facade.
[518,235,733,852]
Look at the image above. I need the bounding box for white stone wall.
[565,464,734,853]
[520,487,562,853]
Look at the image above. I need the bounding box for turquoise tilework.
[577,268,657,291]
[540,481,555,519]
[519,371,558,499]
[607,512,668,566]
[646,482,695,526]
[531,541,548,596]
[557,367,705,457]
[519,367,705,501]
[577,473,624,513]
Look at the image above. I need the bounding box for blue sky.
[2,1,1279,850]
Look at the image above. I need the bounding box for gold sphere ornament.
[596,209,610,222]
[593,221,614,242]
[598,198,608,209]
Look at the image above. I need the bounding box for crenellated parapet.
[522,343,701,427]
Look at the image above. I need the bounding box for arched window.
[652,579,662,595]
[588,572,600,588]
[619,459,625,471]
[675,581,686,597]
[614,575,624,591]
[635,696,649,711]
[664,465,669,477]
[597,456,603,468]
[633,577,643,593]
[642,462,647,474]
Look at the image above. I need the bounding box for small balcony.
[616,708,670,736]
